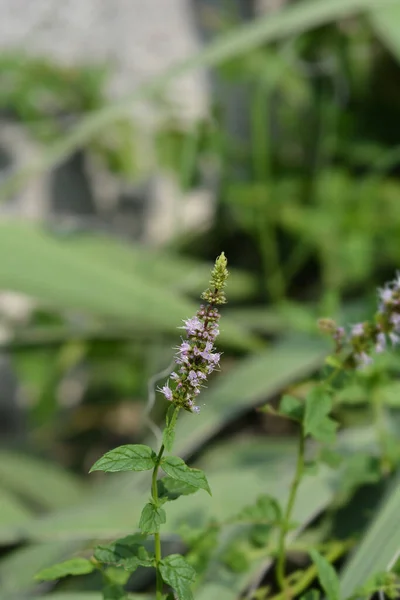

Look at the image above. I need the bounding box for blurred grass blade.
[0,486,32,530]
[369,3,400,61]
[71,234,257,301]
[0,0,397,200]
[32,596,150,600]
[0,221,256,349]
[0,450,85,511]
[0,541,82,598]
[339,476,400,598]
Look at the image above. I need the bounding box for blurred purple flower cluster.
[159,306,221,414]
[158,253,228,414]
[329,274,400,369]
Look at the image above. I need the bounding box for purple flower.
[158,384,173,401]
[389,332,400,346]
[181,317,203,336]
[355,352,373,369]
[379,286,393,305]
[390,313,400,331]
[188,370,199,386]
[351,323,364,337]
[179,341,191,354]
[375,332,386,353]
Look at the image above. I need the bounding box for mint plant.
[34,253,229,600]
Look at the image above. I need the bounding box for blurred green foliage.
[2,0,400,598]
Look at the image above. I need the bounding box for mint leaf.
[236,494,281,523]
[103,584,127,600]
[309,549,340,600]
[89,444,157,473]
[163,406,179,452]
[94,534,154,571]
[158,477,198,502]
[139,503,166,534]
[279,395,304,421]
[160,554,196,600]
[161,457,211,495]
[35,558,94,581]
[163,427,175,453]
[319,448,343,469]
[303,388,338,443]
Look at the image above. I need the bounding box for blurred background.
[2,0,400,598]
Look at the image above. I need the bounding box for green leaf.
[2,0,397,210]
[303,387,338,443]
[163,427,176,454]
[139,503,166,534]
[339,477,400,598]
[235,495,281,524]
[89,445,157,473]
[157,477,198,502]
[94,534,154,571]
[309,549,340,600]
[161,457,211,495]
[160,554,196,600]
[35,558,95,581]
[0,450,84,511]
[103,567,131,585]
[369,3,400,63]
[319,448,343,469]
[279,395,304,421]
[0,223,256,351]
[338,454,381,498]
[102,584,127,600]
[163,406,179,452]
[379,381,400,407]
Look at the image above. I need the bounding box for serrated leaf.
[139,503,166,534]
[235,495,281,524]
[310,549,340,600]
[160,554,196,600]
[94,534,154,571]
[158,477,198,502]
[161,457,211,495]
[279,395,304,421]
[303,387,338,443]
[35,557,94,581]
[89,445,157,473]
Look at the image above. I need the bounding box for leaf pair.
[139,456,211,535]
[267,386,338,444]
[90,446,211,496]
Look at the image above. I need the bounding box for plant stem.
[268,540,351,600]
[151,443,165,600]
[276,428,305,597]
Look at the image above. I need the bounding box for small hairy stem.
[276,429,305,598]
[151,443,165,600]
